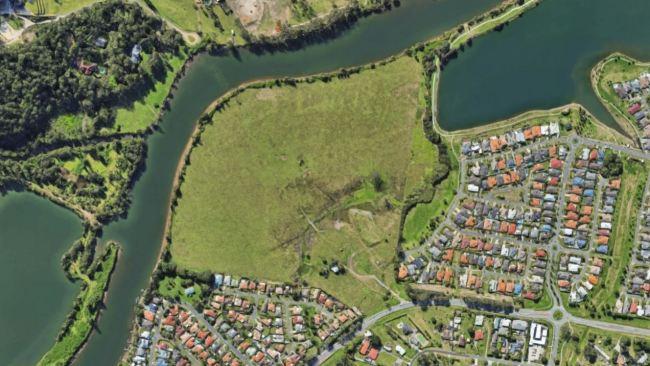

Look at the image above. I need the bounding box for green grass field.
[111,52,186,133]
[171,56,426,301]
[26,0,98,15]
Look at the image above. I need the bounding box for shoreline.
[590,51,650,146]
[65,244,122,366]
[33,0,540,362]
[37,242,120,366]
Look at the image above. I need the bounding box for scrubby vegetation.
[0,138,145,220]
[39,241,119,366]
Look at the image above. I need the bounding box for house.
[131,44,143,63]
[94,36,108,48]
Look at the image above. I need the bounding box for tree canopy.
[0,1,182,149]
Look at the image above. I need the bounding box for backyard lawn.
[111,52,186,133]
[171,55,430,302]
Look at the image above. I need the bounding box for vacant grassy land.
[172,56,425,293]
[26,0,98,15]
[558,323,650,366]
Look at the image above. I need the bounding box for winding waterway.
[0,192,82,366]
[72,0,500,364]
[439,0,650,130]
[10,0,650,364]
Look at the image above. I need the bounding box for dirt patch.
[227,0,293,35]
[256,88,280,100]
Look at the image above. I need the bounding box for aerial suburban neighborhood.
[4,1,650,366]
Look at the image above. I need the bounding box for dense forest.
[0,1,182,150]
[0,138,145,219]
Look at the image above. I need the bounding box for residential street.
[318,130,650,366]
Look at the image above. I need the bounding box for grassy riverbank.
[38,242,119,366]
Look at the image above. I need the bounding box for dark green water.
[0,192,82,366]
[72,0,500,365]
[439,0,650,130]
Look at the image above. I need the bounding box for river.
[72,0,500,364]
[439,0,650,130]
[9,0,650,364]
[0,192,82,366]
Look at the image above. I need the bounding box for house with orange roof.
[143,310,155,322]
[474,329,484,341]
[487,176,497,188]
[565,220,578,229]
[436,269,445,282]
[497,159,506,170]
[550,158,563,169]
[359,338,370,355]
[515,154,523,166]
[485,257,494,268]
[588,275,599,286]
[368,348,379,361]
[497,279,506,293]
[523,128,534,140]
[443,249,454,262]
[490,139,501,152]
[531,125,542,137]
[443,268,454,284]
[565,212,579,221]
